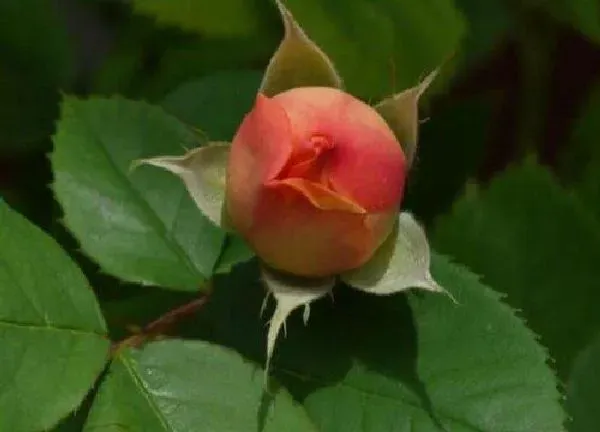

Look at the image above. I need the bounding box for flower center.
[308,134,334,154]
[279,134,335,185]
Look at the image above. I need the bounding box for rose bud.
[136,0,450,378]
[226,87,406,277]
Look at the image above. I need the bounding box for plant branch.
[112,286,211,354]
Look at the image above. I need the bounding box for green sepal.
[342,212,452,300]
[375,69,438,167]
[259,0,343,97]
[134,142,230,228]
[261,266,334,381]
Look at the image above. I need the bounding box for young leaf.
[342,212,447,297]
[259,0,342,97]
[135,142,230,227]
[0,203,109,432]
[84,340,317,431]
[196,255,566,431]
[52,97,225,291]
[434,160,600,379]
[261,267,334,376]
[375,69,438,167]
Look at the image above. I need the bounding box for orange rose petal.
[248,185,397,276]
[230,94,293,182]
[268,177,366,214]
[227,94,294,232]
[249,189,370,276]
[273,87,406,213]
[324,117,406,212]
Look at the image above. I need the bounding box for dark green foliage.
[4,0,600,430]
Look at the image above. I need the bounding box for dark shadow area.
[52,360,111,431]
[335,286,447,430]
[191,259,446,428]
[192,262,355,394]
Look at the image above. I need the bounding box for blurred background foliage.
[1,0,600,430]
[3,0,599,227]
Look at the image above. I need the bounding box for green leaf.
[50,389,96,432]
[214,235,255,274]
[0,203,109,432]
[566,333,600,432]
[52,97,224,292]
[342,212,446,296]
[259,0,342,97]
[434,161,600,379]
[544,0,600,44]
[84,340,317,431]
[0,0,72,148]
[195,256,565,431]
[282,0,466,99]
[162,72,262,273]
[307,256,564,431]
[162,70,262,141]
[130,0,269,37]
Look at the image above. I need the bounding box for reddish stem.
[112,292,210,354]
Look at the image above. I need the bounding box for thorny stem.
[111,283,212,355]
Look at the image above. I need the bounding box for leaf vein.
[0,320,106,337]
[77,106,202,280]
[120,354,171,432]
